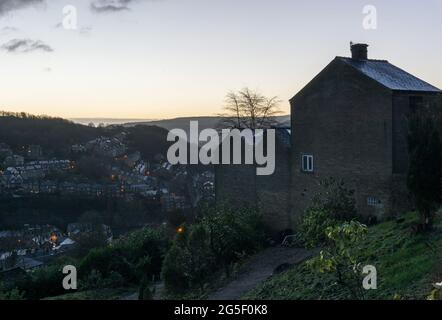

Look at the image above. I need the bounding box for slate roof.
[337,57,441,92]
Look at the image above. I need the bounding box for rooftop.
[337,56,441,92]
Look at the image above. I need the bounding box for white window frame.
[301,154,314,172]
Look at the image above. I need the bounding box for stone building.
[290,43,442,222]
[215,128,292,236]
[216,43,442,234]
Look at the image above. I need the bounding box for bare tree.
[219,88,282,129]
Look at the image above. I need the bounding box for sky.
[0,0,442,119]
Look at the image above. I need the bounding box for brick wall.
[290,59,394,223]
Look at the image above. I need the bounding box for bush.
[299,206,339,248]
[307,221,368,299]
[161,233,191,294]
[24,265,67,299]
[299,178,357,247]
[202,206,264,272]
[79,247,133,282]
[162,206,265,295]
[79,226,170,287]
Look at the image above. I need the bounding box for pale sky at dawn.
[1,0,442,119]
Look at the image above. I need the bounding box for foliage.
[427,287,442,300]
[125,125,172,161]
[80,270,125,290]
[307,221,368,299]
[0,111,103,158]
[162,206,265,296]
[0,281,25,300]
[407,111,442,230]
[299,178,357,247]
[22,264,67,299]
[246,212,442,300]
[299,206,339,248]
[161,231,192,294]
[201,205,265,274]
[78,226,170,288]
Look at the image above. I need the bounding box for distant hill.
[122,115,291,134]
[0,111,171,159]
[0,112,103,158]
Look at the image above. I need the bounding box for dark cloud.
[1,39,53,53]
[0,0,44,16]
[90,0,132,13]
[90,0,160,13]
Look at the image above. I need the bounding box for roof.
[337,57,441,92]
[275,128,291,149]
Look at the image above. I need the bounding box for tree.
[299,178,357,248]
[220,88,281,129]
[407,112,442,230]
[187,224,215,290]
[307,221,368,299]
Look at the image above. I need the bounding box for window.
[367,197,381,207]
[301,154,314,172]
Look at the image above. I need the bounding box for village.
[0,131,214,274]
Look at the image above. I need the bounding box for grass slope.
[244,211,442,300]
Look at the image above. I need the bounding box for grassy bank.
[244,211,442,300]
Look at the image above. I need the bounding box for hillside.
[122,115,291,133]
[244,210,442,300]
[0,112,103,158]
[0,112,171,159]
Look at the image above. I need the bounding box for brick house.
[216,43,442,234]
[215,128,292,236]
[290,43,442,222]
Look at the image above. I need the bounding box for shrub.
[79,247,133,282]
[299,206,339,248]
[162,206,265,295]
[202,205,264,274]
[161,233,191,294]
[24,265,67,299]
[307,221,368,299]
[299,178,357,247]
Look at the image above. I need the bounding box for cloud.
[1,39,53,53]
[90,0,160,13]
[90,0,132,13]
[0,26,19,34]
[0,0,44,16]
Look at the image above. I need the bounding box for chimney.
[351,43,368,60]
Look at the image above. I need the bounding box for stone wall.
[290,59,394,223]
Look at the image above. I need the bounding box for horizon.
[1,0,442,118]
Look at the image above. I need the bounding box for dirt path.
[208,247,313,300]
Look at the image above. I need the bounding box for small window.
[301,154,314,172]
[367,197,380,207]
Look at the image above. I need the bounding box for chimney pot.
[351,43,368,60]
